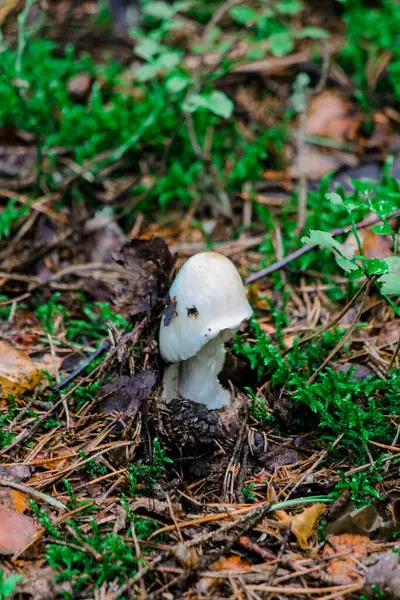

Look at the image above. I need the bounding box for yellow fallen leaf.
[0,341,59,397]
[275,503,325,549]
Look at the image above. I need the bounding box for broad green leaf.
[350,179,377,194]
[379,273,400,296]
[230,6,260,24]
[356,257,388,276]
[276,0,303,14]
[371,223,394,235]
[336,257,360,273]
[143,1,175,19]
[269,32,294,58]
[297,27,329,39]
[182,93,209,113]
[326,192,343,206]
[301,230,343,253]
[135,63,160,81]
[183,91,233,119]
[384,255,400,273]
[135,38,160,60]
[158,51,181,69]
[207,91,234,118]
[165,73,189,93]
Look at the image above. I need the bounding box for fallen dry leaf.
[95,372,157,416]
[197,556,252,595]
[326,502,396,539]
[306,92,360,143]
[364,549,400,598]
[0,507,37,555]
[275,503,325,549]
[0,341,59,398]
[0,489,29,513]
[341,227,393,261]
[323,534,373,585]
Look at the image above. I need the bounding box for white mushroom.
[159,252,252,410]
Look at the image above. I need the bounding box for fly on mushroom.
[159,252,252,410]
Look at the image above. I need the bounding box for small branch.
[245,209,400,285]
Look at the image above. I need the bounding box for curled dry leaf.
[0,341,60,398]
[275,503,325,549]
[111,237,176,317]
[322,534,373,586]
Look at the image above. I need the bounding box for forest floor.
[0,0,399,598]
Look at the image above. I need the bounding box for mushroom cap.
[159,252,252,363]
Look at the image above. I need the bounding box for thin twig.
[245,209,400,284]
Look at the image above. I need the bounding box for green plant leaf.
[269,32,295,58]
[135,63,160,81]
[276,0,303,14]
[378,273,400,296]
[143,1,176,19]
[157,51,181,69]
[134,38,160,60]
[183,91,233,118]
[326,192,343,206]
[371,223,394,235]
[297,26,329,39]
[230,6,260,24]
[336,257,360,273]
[165,73,189,93]
[301,230,343,253]
[207,90,234,118]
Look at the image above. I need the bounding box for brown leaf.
[0,341,59,397]
[275,503,325,549]
[341,226,393,261]
[0,489,29,513]
[111,237,176,317]
[323,534,372,586]
[95,372,157,415]
[306,92,360,143]
[326,502,396,539]
[0,507,37,555]
[364,550,400,598]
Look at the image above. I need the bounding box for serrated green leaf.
[356,257,388,276]
[371,223,394,235]
[301,230,343,252]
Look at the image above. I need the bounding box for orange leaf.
[323,534,373,585]
[275,503,325,549]
[0,341,59,397]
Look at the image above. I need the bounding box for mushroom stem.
[178,330,232,410]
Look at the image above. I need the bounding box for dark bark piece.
[95,371,157,415]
